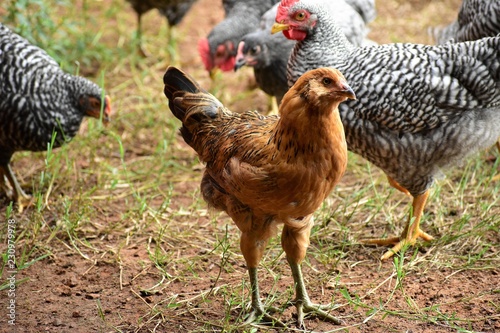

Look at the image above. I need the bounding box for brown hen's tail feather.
[163,66,206,121]
[163,66,225,147]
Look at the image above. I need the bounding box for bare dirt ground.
[1,0,500,332]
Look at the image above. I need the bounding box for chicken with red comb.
[199,0,279,74]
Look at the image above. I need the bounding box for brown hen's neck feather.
[271,91,346,164]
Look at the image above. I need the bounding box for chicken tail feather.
[163,66,206,121]
[163,66,225,149]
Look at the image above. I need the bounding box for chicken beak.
[341,85,356,100]
[234,41,246,71]
[271,22,289,34]
[84,95,111,124]
[234,57,246,71]
[103,95,112,123]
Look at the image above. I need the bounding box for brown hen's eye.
[322,78,332,85]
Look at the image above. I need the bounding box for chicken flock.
[1,0,499,329]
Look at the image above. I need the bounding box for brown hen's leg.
[239,225,284,327]
[1,164,32,212]
[363,190,434,260]
[282,217,341,328]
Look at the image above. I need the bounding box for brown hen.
[163,66,355,327]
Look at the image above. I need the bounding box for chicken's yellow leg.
[267,96,279,116]
[1,164,31,213]
[363,188,434,260]
[282,217,341,328]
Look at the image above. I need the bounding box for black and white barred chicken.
[431,0,500,44]
[125,0,198,54]
[234,0,375,110]
[0,23,112,211]
[272,0,500,260]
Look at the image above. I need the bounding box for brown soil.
[2,0,500,332]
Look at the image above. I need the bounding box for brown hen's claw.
[295,301,341,328]
[288,259,341,328]
[242,307,285,328]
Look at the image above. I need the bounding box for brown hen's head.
[272,0,316,41]
[290,67,355,109]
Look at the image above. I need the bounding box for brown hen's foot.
[242,305,285,327]
[242,267,285,327]
[288,261,341,328]
[294,300,341,328]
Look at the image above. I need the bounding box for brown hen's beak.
[340,84,356,100]
[271,22,289,34]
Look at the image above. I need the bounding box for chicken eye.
[295,11,306,21]
[92,100,100,108]
[250,45,261,55]
[322,77,332,85]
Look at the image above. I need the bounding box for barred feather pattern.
[0,23,105,158]
[237,0,374,103]
[206,0,280,56]
[433,0,500,44]
[345,0,376,24]
[285,0,500,195]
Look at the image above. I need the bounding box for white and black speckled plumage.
[284,0,500,196]
[236,0,375,104]
[0,23,107,166]
[432,0,500,44]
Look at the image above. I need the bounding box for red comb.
[277,0,299,22]
[280,0,299,6]
[198,38,213,71]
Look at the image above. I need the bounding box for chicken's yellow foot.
[362,190,435,260]
[1,164,32,213]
